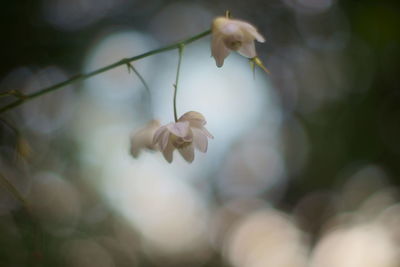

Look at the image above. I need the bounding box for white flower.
[130,119,161,158]
[211,16,265,67]
[153,111,213,163]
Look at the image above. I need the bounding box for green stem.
[0,29,212,114]
[127,63,154,117]
[173,44,185,122]
[0,90,26,99]
[127,63,151,96]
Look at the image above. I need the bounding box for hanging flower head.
[211,16,265,67]
[153,111,213,163]
[130,119,161,158]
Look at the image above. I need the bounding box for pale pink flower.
[211,17,265,67]
[130,119,161,158]
[153,111,213,163]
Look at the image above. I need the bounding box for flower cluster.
[131,111,213,163]
[130,13,265,163]
[153,111,213,163]
[211,16,265,67]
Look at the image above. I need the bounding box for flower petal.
[238,41,256,58]
[167,121,190,138]
[238,21,265,43]
[160,130,170,150]
[192,128,208,153]
[220,20,241,36]
[130,120,161,158]
[130,135,142,158]
[179,111,205,122]
[178,144,195,163]
[250,30,265,43]
[153,126,166,145]
[162,142,174,163]
[179,111,206,128]
[130,129,148,158]
[199,127,214,139]
[211,36,230,67]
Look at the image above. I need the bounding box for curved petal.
[250,30,265,43]
[199,127,214,139]
[238,21,265,43]
[179,111,205,122]
[220,21,241,36]
[192,128,208,153]
[212,17,228,33]
[130,128,148,158]
[162,142,174,163]
[146,120,161,148]
[178,144,195,163]
[159,130,170,151]
[130,120,161,158]
[238,41,256,58]
[179,111,206,128]
[166,121,190,138]
[189,119,206,129]
[153,126,166,145]
[211,36,230,67]
[130,134,143,158]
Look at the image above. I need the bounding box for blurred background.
[1,0,400,266]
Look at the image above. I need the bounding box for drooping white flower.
[130,119,161,158]
[153,111,213,163]
[211,16,265,67]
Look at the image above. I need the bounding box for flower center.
[171,135,191,149]
[227,40,242,50]
[224,35,243,50]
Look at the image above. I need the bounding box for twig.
[0,29,212,114]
